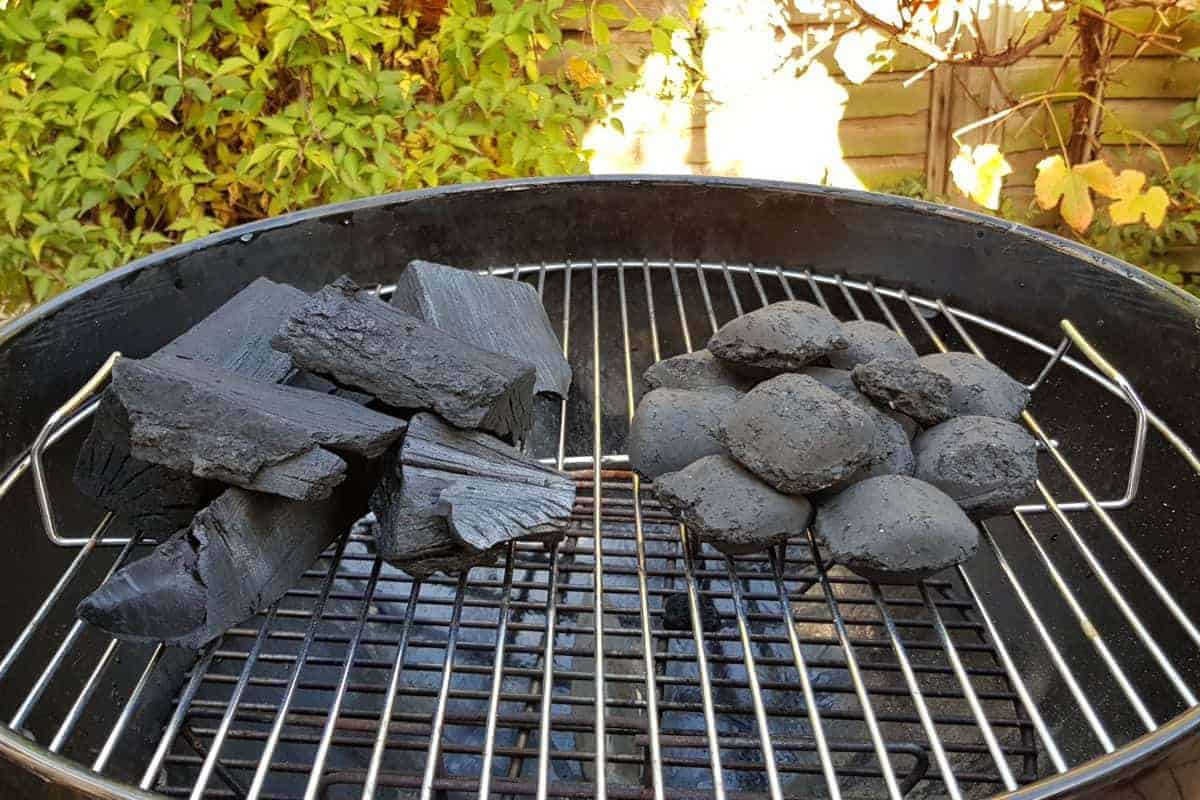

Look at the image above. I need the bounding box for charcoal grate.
[2,260,1199,799]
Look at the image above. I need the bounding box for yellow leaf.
[565,56,604,89]
[833,28,893,85]
[1111,169,1146,200]
[1109,185,1170,228]
[949,144,1012,210]
[1035,155,1094,232]
[1073,160,1121,199]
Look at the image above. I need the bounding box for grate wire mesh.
[2,261,1199,799]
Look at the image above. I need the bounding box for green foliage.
[0,0,683,304]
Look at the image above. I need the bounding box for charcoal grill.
[2,176,1200,799]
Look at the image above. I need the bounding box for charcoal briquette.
[627,387,741,479]
[828,320,918,369]
[803,366,918,439]
[918,352,1031,421]
[852,357,953,426]
[654,455,813,555]
[273,276,536,442]
[642,350,753,392]
[814,475,979,582]
[391,260,571,398]
[707,301,847,377]
[720,374,876,494]
[914,415,1038,517]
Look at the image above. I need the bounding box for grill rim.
[2,177,1200,798]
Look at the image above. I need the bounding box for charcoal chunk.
[914,416,1038,517]
[73,277,310,534]
[803,366,918,439]
[627,387,741,479]
[73,392,222,535]
[828,320,918,369]
[370,413,575,575]
[918,352,1030,421]
[643,350,753,392]
[286,370,374,405]
[77,478,371,648]
[814,475,979,582]
[391,260,572,398]
[720,374,876,494]
[113,355,405,501]
[707,301,847,377]
[662,590,723,632]
[273,276,536,442]
[654,455,813,555]
[852,357,953,426]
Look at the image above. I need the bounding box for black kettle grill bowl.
[2,177,1200,799]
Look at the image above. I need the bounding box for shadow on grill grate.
[5,259,1200,800]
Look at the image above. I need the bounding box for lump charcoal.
[814,475,978,582]
[662,590,723,633]
[654,455,813,555]
[719,374,876,494]
[113,355,405,501]
[803,366,918,439]
[914,416,1038,517]
[391,260,572,398]
[643,350,753,392]
[370,413,575,572]
[828,320,918,370]
[273,276,536,442]
[918,352,1031,421]
[851,357,953,427]
[73,392,222,535]
[627,387,741,479]
[707,301,848,377]
[73,277,311,535]
[77,477,371,649]
[286,370,374,405]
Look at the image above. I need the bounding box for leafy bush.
[0,0,682,305]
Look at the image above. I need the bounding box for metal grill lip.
[2,255,1200,799]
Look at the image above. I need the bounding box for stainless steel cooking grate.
[2,260,1199,799]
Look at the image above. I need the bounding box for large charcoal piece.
[828,320,918,369]
[628,387,741,479]
[814,475,979,582]
[391,260,572,398]
[720,374,876,494]
[113,355,405,501]
[643,350,753,392]
[654,455,813,555]
[852,357,953,426]
[74,277,310,534]
[914,416,1038,517]
[371,413,575,576]
[918,352,1031,421]
[77,479,370,648]
[707,301,848,377]
[274,276,536,442]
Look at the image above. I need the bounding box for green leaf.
[559,4,588,20]
[101,41,139,59]
[650,27,670,55]
[60,19,97,39]
[593,19,611,46]
[626,16,652,32]
[596,3,627,21]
